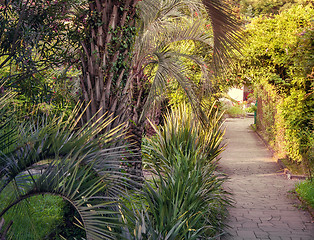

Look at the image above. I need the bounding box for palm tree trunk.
[80,0,148,178]
[126,69,150,179]
[80,0,137,127]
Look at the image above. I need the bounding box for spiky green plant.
[0,87,17,155]
[126,103,230,239]
[144,103,225,169]
[0,92,136,239]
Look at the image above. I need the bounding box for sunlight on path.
[219,117,313,240]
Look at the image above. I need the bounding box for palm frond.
[0,101,136,239]
[0,101,131,193]
[137,0,242,71]
[201,0,242,69]
[0,152,123,240]
[139,47,207,124]
[132,7,218,123]
[0,88,18,154]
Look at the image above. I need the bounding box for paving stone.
[242,221,259,228]
[254,230,270,238]
[237,230,257,238]
[267,230,295,236]
[286,222,307,230]
[270,236,291,240]
[270,216,281,221]
[268,237,282,240]
[262,229,292,235]
[269,223,291,230]
[300,237,314,240]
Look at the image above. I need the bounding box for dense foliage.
[130,104,229,239]
[232,4,313,170]
[0,90,230,239]
[238,0,310,17]
[0,0,239,238]
[0,0,80,114]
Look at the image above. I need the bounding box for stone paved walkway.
[219,117,313,240]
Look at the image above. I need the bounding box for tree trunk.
[79,0,147,178]
[126,68,150,179]
[80,0,137,125]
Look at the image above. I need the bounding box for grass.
[224,104,246,118]
[0,185,64,240]
[295,179,314,209]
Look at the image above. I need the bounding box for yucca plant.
[199,101,226,163]
[144,103,225,171]
[132,153,229,239]
[127,103,230,239]
[0,93,137,239]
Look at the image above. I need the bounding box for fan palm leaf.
[136,0,241,69]
[0,100,136,239]
[0,153,122,239]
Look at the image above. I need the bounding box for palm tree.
[78,0,240,121]
[1,0,240,178]
[109,0,241,176]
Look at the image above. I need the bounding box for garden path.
[219,117,313,240]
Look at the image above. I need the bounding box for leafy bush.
[233,4,314,168]
[223,103,246,118]
[239,0,309,17]
[245,105,257,113]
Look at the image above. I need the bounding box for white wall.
[227,87,244,102]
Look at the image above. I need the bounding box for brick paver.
[219,118,313,240]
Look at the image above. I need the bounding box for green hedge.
[234,4,313,170]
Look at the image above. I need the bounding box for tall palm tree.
[79,0,240,114]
